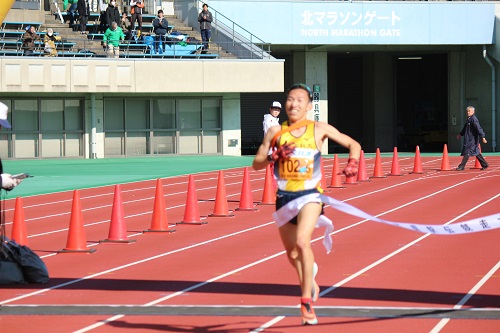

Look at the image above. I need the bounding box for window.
[104,97,221,156]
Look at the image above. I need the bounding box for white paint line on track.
[0,221,276,306]
[3,177,265,227]
[429,260,500,333]
[250,192,500,332]
[2,165,497,331]
[249,316,286,333]
[71,182,499,332]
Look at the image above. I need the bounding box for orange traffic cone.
[209,170,234,217]
[472,144,482,169]
[236,167,258,211]
[60,190,96,253]
[177,175,207,225]
[100,185,136,243]
[388,147,403,176]
[260,164,276,205]
[440,144,452,171]
[371,148,387,178]
[11,197,28,246]
[411,146,424,174]
[145,179,176,233]
[320,158,329,191]
[357,150,370,182]
[328,154,345,189]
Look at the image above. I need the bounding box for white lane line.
[429,260,500,333]
[0,221,276,306]
[3,167,497,331]
[250,194,499,333]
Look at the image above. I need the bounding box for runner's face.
[285,88,312,123]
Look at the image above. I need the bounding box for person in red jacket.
[130,0,145,37]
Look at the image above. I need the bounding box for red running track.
[0,155,499,333]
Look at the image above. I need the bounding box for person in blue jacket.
[456,106,489,170]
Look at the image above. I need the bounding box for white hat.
[0,102,11,128]
[270,101,281,109]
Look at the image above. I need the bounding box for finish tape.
[273,193,500,253]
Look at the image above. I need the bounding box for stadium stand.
[0,8,223,59]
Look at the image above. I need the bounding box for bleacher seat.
[0,31,59,39]
[1,21,42,31]
[0,40,75,52]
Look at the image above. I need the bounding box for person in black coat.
[456,106,489,170]
[152,10,169,53]
[106,1,121,28]
[77,0,90,34]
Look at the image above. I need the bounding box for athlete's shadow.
[15,278,500,308]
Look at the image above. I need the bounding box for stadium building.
[0,0,498,159]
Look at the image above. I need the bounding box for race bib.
[279,148,315,180]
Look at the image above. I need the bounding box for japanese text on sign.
[301,10,401,38]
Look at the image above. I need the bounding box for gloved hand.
[270,141,296,162]
[342,158,359,177]
[1,173,21,191]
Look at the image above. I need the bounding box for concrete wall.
[0,58,284,93]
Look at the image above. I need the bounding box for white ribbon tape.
[273,193,500,253]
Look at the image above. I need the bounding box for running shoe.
[311,262,320,302]
[301,301,318,325]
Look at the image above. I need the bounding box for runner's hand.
[343,158,359,177]
[270,141,295,161]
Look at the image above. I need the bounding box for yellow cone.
[0,0,15,26]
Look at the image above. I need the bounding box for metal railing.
[174,0,272,60]
[0,34,273,59]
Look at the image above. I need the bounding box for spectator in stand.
[43,28,62,57]
[106,1,121,29]
[22,25,40,56]
[120,12,132,40]
[152,9,169,54]
[77,0,90,34]
[130,0,144,37]
[98,0,109,34]
[103,21,125,58]
[63,0,78,26]
[198,3,212,53]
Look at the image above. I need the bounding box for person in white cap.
[263,101,282,135]
[0,102,22,191]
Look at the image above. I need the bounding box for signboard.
[313,84,320,122]
[209,1,495,45]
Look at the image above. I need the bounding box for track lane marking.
[250,193,500,332]
[0,165,496,330]
[429,260,500,333]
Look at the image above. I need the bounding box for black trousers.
[458,154,488,169]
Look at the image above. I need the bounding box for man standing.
[456,106,489,171]
[103,21,125,58]
[197,4,212,52]
[130,0,144,37]
[106,1,121,28]
[152,9,169,54]
[263,101,281,188]
[77,0,90,34]
[263,101,281,135]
